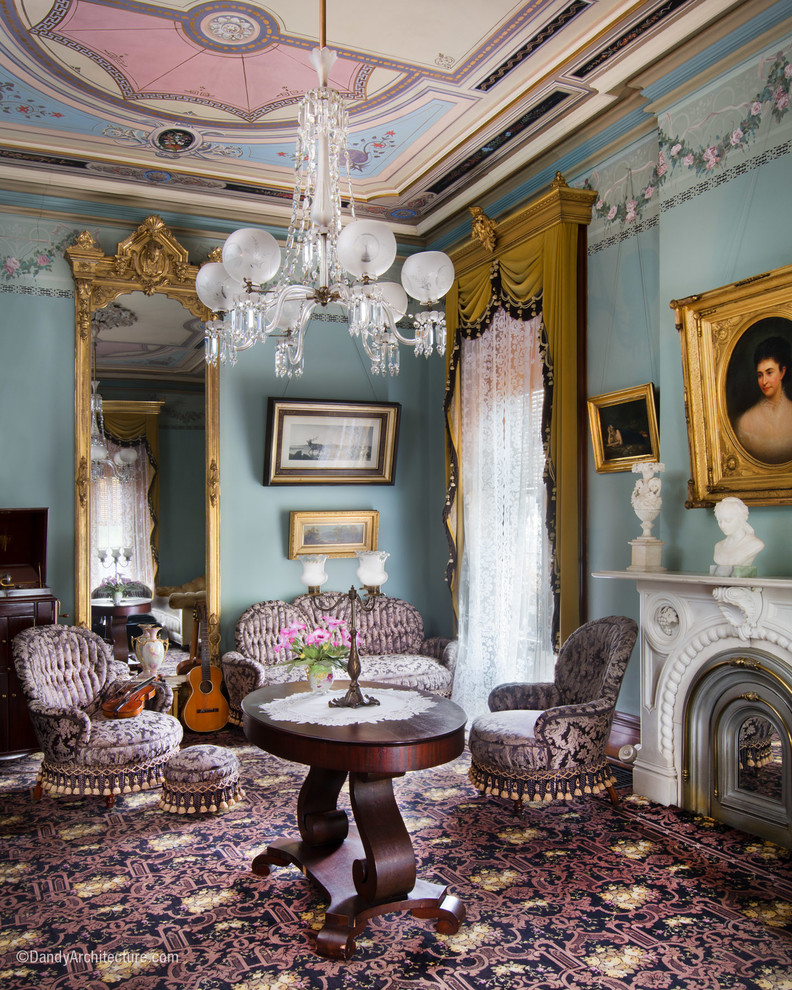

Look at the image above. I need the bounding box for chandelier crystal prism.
[196,4,454,378]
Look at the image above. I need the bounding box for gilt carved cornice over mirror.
[66,216,221,655]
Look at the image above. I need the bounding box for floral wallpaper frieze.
[580,43,792,249]
[0,214,221,290]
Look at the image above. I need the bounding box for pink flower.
[644,185,655,200]
[785,64,792,79]
[776,92,789,111]
[703,145,720,169]
[323,617,347,630]
[3,257,20,275]
[670,143,682,157]
[36,253,51,266]
[625,199,638,222]
[751,100,762,116]
[306,628,331,646]
[729,128,743,146]
[656,152,667,177]
[682,153,695,166]
[607,205,618,220]
[596,199,604,209]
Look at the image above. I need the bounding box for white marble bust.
[711,497,765,576]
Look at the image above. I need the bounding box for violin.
[102,676,159,719]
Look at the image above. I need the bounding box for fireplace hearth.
[596,571,792,847]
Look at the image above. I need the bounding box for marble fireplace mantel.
[594,570,792,808]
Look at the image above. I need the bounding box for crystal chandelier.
[195,2,454,378]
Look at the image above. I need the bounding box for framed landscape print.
[288,510,379,559]
[672,260,792,506]
[265,399,401,485]
[587,384,660,473]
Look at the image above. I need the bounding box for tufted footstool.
[159,744,245,814]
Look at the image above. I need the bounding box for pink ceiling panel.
[239,46,365,101]
[38,0,159,34]
[43,24,197,95]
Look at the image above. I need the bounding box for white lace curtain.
[452,308,555,724]
[90,437,155,595]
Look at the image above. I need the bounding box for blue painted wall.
[581,36,792,714]
[0,289,75,616]
[218,314,453,651]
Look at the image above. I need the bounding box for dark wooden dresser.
[0,508,58,758]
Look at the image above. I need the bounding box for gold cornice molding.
[450,174,597,278]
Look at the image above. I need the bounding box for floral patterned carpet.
[1,729,791,990]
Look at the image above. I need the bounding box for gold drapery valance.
[444,176,596,645]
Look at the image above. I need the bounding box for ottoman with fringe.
[159,744,245,814]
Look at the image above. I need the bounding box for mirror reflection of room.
[738,715,783,803]
[89,292,206,658]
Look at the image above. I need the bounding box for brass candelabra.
[315,585,380,709]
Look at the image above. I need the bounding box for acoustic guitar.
[181,603,229,732]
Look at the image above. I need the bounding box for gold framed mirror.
[66,215,221,656]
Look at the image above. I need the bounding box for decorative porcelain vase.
[112,590,123,605]
[133,625,168,677]
[306,667,334,693]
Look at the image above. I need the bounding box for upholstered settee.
[222,593,457,726]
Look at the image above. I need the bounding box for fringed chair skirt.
[37,752,171,798]
[469,758,616,804]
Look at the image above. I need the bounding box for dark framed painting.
[265,399,401,485]
[288,510,379,558]
[587,383,660,473]
[673,260,792,506]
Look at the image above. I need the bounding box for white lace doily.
[257,687,437,726]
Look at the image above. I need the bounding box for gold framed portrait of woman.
[672,260,792,507]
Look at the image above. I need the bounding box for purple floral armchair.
[13,624,183,808]
[468,615,638,810]
[221,594,457,726]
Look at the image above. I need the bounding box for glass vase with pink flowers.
[273,617,354,692]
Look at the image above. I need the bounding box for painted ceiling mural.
[0,0,741,231]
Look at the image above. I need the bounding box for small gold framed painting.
[587,384,660,473]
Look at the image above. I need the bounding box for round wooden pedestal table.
[90,597,152,663]
[242,681,467,960]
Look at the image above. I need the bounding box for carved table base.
[252,765,465,959]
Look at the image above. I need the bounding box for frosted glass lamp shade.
[196,262,243,313]
[299,554,328,593]
[337,220,397,278]
[222,227,281,285]
[377,281,409,319]
[355,550,389,593]
[113,448,138,466]
[91,439,109,463]
[264,294,304,331]
[401,251,454,303]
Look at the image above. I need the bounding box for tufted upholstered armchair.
[222,593,457,726]
[468,615,638,810]
[13,624,183,808]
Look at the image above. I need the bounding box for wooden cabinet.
[0,594,58,757]
[0,508,59,757]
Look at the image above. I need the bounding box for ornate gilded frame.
[66,216,222,656]
[587,383,660,473]
[672,260,792,507]
[288,510,379,559]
